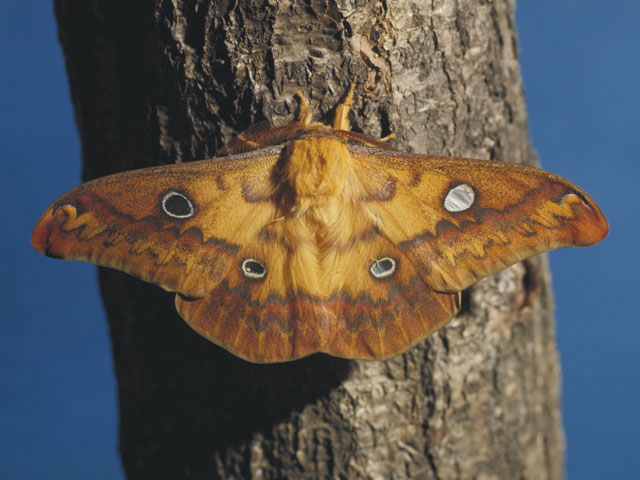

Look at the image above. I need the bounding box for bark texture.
[54,0,564,478]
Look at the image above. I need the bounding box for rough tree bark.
[54,0,564,478]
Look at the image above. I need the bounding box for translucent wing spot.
[241,258,267,280]
[370,257,396,279]
[161,191,195,219]
[444,183,475,212]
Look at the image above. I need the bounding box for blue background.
[1,1,636,478]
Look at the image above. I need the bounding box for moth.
[32,86,608,363]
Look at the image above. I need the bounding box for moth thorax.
[284,136,353,199]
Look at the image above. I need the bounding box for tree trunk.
[54,0,564,478]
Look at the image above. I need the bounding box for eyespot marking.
[241,259,267,280]
[370,257,396,279]
[444,183,475,212]
[161,191,195,219]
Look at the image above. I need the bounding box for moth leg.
[295,92,313,125]
[333,83,355,131]
[233,132,261,150]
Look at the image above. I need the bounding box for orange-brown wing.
[31,148,281,298]
[322,229,460,360]
[351,146,608,293]
[175,219,331,363]
[176,208,460,362]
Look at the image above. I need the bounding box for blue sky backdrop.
[1,1,637,478]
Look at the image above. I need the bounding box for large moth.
[32,86,608,363]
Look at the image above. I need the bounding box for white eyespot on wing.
[161,191,195,219]
[370,257,397,279]
[241,258,267,280]
[444,184,475,213]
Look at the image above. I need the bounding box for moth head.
[161,191,195,219]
